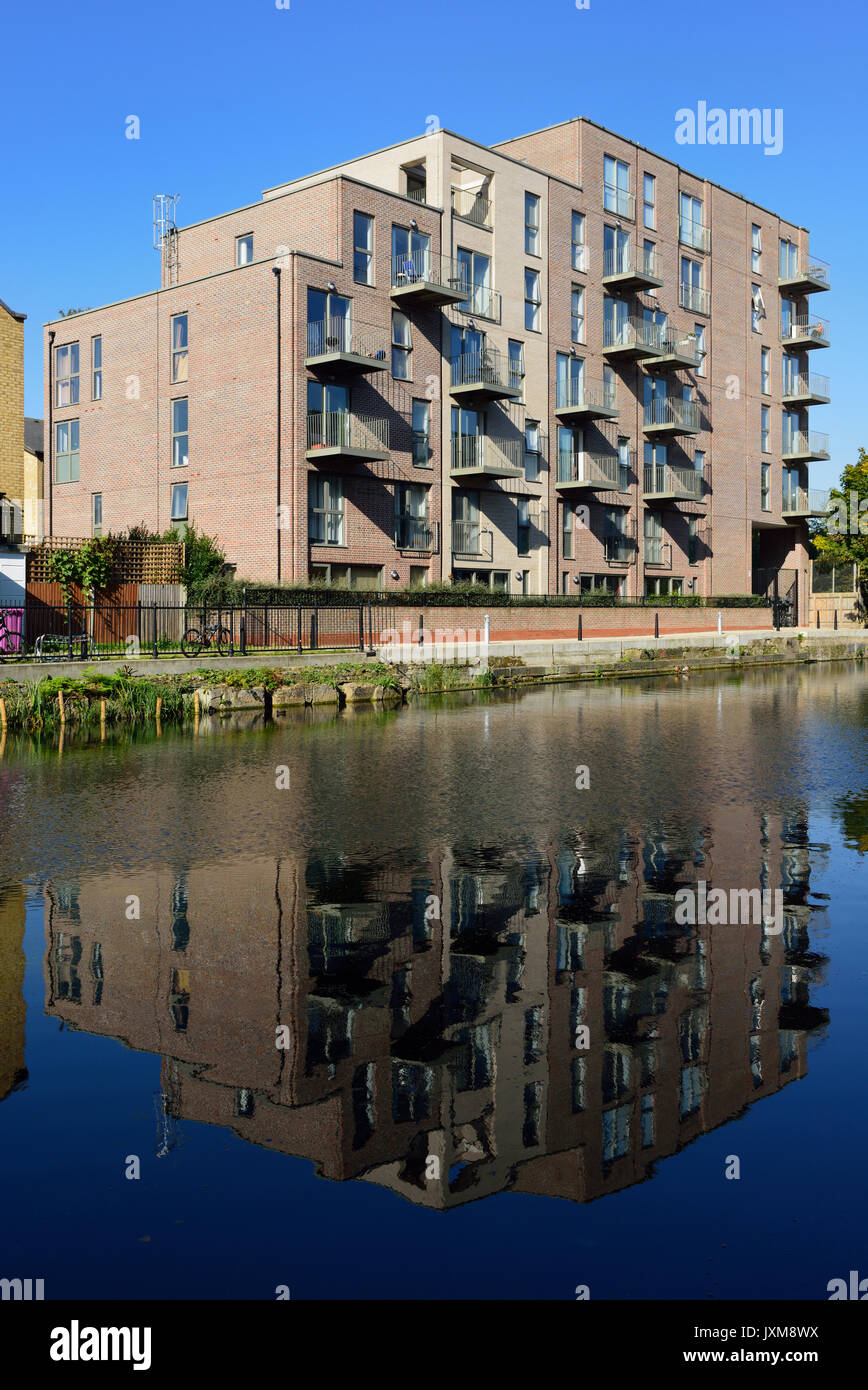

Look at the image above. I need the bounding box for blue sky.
[1,0,863,488]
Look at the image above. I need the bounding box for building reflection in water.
[40,807,829,1210]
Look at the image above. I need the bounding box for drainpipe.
[47,329,55,537]
[273,266,282,586]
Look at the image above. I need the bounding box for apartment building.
[43,119,831,607]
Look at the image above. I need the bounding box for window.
[392,224,430,282]
[509,339,525,399]
[556,351,584,409]
[751,284,765,333]
[91,336,102,400]
[412,399,430,466]
[524,420,541,481]
[643,173,656,229]
[761,405,770,453]
[236,234,253,266]
[604,365,616,412]
[695,324,707,376]
[309,474,344,544]
[525,192,540,254]
[391,309,411,378]
[55,343,79,406]
[170,482,188,522]
[694,448,706,479]
[353,212,374,285]
[644,500,663,564]
[570,284,585,343]
[307,288,351,351]
[524,268,541,331]
[55,420,79,482]
[680,193,705,248]
[571,211,586,271]
[680,255,704,314]
[604,156,631,217]
[395,483,429,548]
[172,398,189,467]
[779,238,799,279]
[171,314,188,382]
[562,502,574,560]
[405,165,426,202]
[761,346,771,394]
[751,224,762,273]
[783,409,799,454]
[307,380,348,447]
[456,247,492,317]
[618,436,630,491]
[92,493,102,537]
[688,516,698,565]
[517,498,531,556]
[761,463,770,511]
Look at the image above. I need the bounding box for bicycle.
[181,618,233,658]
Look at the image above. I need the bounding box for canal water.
[0,663,866,1300]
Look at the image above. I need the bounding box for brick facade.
[44,119,829,611]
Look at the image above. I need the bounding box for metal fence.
[0,601,384,660]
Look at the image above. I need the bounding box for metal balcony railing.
[603,184,635,219]
[557,451,620,488]
[451,434,523,472]
[782,487,832,516]
[603,316,667,353]
[450,347,522,393]
[644,463,705,500]
[604,535,634,564]
[454,282,502,320]
[779,255,830,287]
[643,398,701,432]
[451,519,484,555]
[679,219,711,252]
[602,244,658,279]
[782,315,830,346]
[556,378,618,414]
[782,430,830,459]
[395,516,439,551]
[306,410,389,454]
[644,538,671,566]
[306,318,387,362]
[679,283,710,315]
[406,186,427,204]
[451,187,492,226]
[782,372,830,402]
[391,251,465,292]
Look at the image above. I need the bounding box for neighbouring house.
[0,296,26,546]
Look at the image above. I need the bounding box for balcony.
[390,252,469,308]
[644,462,705,502]
[679,219,711,253]
[782,487,831,519]
[395,517,439,552]
[306,319,388,373]
[306,411,389,463]
[782,373,830,407]
[643,398,701,438]
[782,430,830,463]
[451,187,492,228]
[603,316,667,361]
[555,378,618,422]
[603,185,635,220]
[450,347,522,402]
[778,256,830,295]
[645,330,703,372]
[555,451,620,492]
[679,283,711,316]
[602,244,662,292]
[451,434,524,482]
[453,282,502,322]
[782,315,830,351]
[451,519,490,558]
[604,535,635,564]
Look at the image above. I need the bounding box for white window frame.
[353,212,374,285]
[171,314,188,382]
[525,268,541,332]
[525,192,541,255]
[55,343,79,407]
[171,398,189,467]
[236,234,254,266]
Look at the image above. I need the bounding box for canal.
[0,662,866,1300]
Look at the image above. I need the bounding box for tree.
[811,448,868,607]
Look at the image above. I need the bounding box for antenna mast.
[153,193,180,286]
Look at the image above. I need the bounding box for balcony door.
[556,351,584,408]
[783,466,801,510]
[392,225,431,282]
[456,248,491,317]
[557,424,584,482]
[604,295,629,345]
[452,488,480,555]
[307,381,349,448]
[451,405,481,469]
[604,224,629,276]
[307,288,351,353]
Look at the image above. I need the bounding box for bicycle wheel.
[181,628,204,658]
[215,627,233,656]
